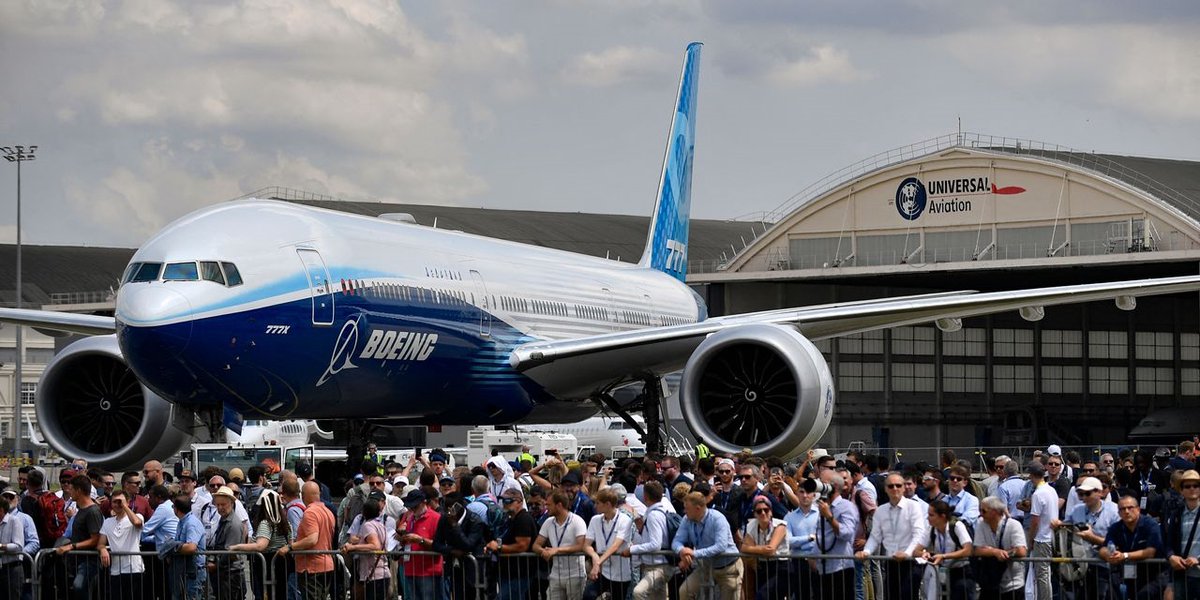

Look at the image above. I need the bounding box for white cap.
[811,449,830,459]
[1047,444,1062,456]
[1077,477,1102,492]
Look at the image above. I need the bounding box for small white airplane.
[520,414,648,451]
[225,419,333,447]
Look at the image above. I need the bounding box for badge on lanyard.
[1124,563,1137,579]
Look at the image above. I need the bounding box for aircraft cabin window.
[221,262,243,286]
[129,262,162,283]
[199,261,225,285]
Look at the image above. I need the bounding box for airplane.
[6,42,1200,470]
[226,419,334,447]
[518,414,649,451]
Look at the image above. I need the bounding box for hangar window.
[838,361,884,392]
[926,230,986,263]
[1136,366,1173,396]
[838,330,884,354]
[1135,331,1174,361]
[163,262,199,281]
[1183,368,1199,396]
[1183,333,1200,361]
[993,328,1034,358]
[1088,366,1129,395]
[1042,330,1082,358]
[943,328,986,356]
[943,363,986,393]
[1041,365,1083,394]
[129,262,163,283]
[995,226,1056,260]
[1089,331,1128,360]
[1070,221,1125,256]
[892,326,935,355]
[855,234,910,266]
[221,263,243,286]
[994,364,1034,394]
[892,362,935,393]
[788,237,844,269]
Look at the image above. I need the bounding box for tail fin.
[638,42,701,281]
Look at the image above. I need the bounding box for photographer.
[1053,476,1119,599]
[810,472,858,600]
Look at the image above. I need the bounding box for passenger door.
[469,270,492,337]
[296,249,334,326]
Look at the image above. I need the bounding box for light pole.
[1,145,35,459]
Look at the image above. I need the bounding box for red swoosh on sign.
[992,184,1026,195]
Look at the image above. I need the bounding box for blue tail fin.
[638,42,701,281]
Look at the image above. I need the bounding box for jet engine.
[679,323,834,459]
[35,335,196,470]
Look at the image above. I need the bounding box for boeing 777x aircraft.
[7,43,1200,469]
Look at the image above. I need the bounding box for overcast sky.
[1,0,1197,248]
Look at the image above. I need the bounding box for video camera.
[802,478,835,501]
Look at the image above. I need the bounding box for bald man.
[279,482,335,599]
[142,461,165,493]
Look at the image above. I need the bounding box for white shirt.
[864,497,929,556]
[1029,482,1059,542]
[349,514,400,551]
[973,517,1027,592]
[538,512,587,579]
[100,515,145,574]
[928,520,972,569]
[855,478,878,503]
[629,500,671,567]
[587,512,633,582]
[0,513,26,564]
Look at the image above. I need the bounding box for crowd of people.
[2,439,1200,600]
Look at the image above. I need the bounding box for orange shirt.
[295,502,335,573]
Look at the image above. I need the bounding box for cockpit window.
[200,261,225,285]
[130,262,163,283]
[122,263,140,284]
[221,262,243,287]
[163,262,199,281]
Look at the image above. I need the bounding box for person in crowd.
[397,488,442,599]
[582,487,633,600]
[627,480,673,600]
[433,493,487,600]
[277,475,304,600]
[163,496,206,600]
[995,460,1026,524]
[1100,453,1117,475]
[98,489,145,599]
[340,494,391,600]
[1132,450,1168,517]
[1100,495,1166,599]
[1025,460,1058,600]
[206,486,246,600]
[560,470,596,524]
[945,465,980,528]
[903,471,929,513]
[856,473,928,600]
[295,462,333,511]
[1045,454,1072,514]
[1054,475,1120,599]
[0,490,27,600]
[141,484,176,600]
[2,487,37,600]
[487,456,522,500]
[920,499,973,600]
[973,496,1027,600]
[278,481,335,600]
[662,456,693,513]
[742,494,790,600]
[764,466,800,513]
[121,471,154,521]
[230,489,290,600]
[733,464,786,531]
[142,461,165,493]
[176,470,199,503]
[981,456,1010,497]
[674,491,742,600]
[487,488,537,600]
[922,468,947,504]
[57,474,103,600]
[533,489,588,600]
[810,471,857,600]
[1164,469,1200,600]
[243,467,267,513]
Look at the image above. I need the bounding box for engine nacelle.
[35,335,196,471]
[679,323,834,459]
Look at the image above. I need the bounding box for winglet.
[638,42,701,281]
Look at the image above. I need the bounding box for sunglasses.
[717,470,733,475]
[736,475,754,481]
[948,476,964,482]
[1077,491,1094,497]
[1047,462,1062,467]
[126,480,142,485]
[500,497,516,505]
[922,476,935,482]
[208,484,221,490]
[754,508,772,514]
[1183,483,1200,490]
[886,483,904,489]
[1083,468,1096,473]
[103,481,116,486]
[371,481,387,487]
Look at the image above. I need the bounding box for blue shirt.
[997,476,1027,519]
[11,507,40,555]
[785,505,820,553]
[143,501,179,546]
[946,490,980,527]
[672,507,738,560]
[814,497,858,574]
[173,512,207,570]
[1066,500,1120,558]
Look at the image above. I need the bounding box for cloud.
[562,46,675,87]
[766,44,870,86]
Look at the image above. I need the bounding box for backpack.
[929,517,969,554]
[341,485,367,530]
[476,496,508,541]
[37,491,68,540]
[1054,526,1091,582]
[650,506,683,550]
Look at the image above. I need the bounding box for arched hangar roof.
[720,133,1200,275]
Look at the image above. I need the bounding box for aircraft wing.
[510,274,1200,398]
[0,307,116,336]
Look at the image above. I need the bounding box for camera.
[802,478,835,500]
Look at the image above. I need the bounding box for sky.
[0,0,1197,248]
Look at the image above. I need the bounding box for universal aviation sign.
[894,175,1025,221]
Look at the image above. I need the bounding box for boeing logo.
[359,329,438,362]
[317,317,361,387]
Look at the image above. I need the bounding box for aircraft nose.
[115,285,193,356]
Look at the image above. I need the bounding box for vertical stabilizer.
[638,42,701,281]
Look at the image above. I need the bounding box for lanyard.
[1184,507,1200,557]
[600,515,619,548]
[573,494,583,514]
[491,479,505,498]
[691,516,706,546]
[553,517,570,547]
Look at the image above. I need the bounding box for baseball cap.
[60,469,80,480]
[1047,444,1062,456]
[1076,477,1103,492]
[403,489,427,507]
[228,468,245,481]
[392,475,410,487]
[295,462,313,479]
[439,475,455,484]
[561,471,582,485]
[367,490,387,502]
[429,453,447,464]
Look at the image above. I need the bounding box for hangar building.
[691,133,1200,451]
